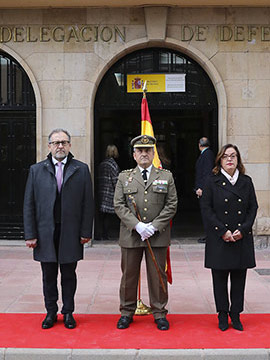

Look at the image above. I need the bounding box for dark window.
[0,51,36,239]
[0,52,35,110]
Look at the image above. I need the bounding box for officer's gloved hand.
[135,222,153,240]
[147,224,157,234]
[135,222,147,236]
[138,222,157,241]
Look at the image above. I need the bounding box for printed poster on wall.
[127,74,186,93]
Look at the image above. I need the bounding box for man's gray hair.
[48,129,71,143]
[199,137,210,147]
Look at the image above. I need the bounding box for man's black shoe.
[155,317,169,330]
[218,311,228,331]
[42,313,57,329]
[117,316,133,329]
[229,312,243,331]
[198,237,206,244]
[63,313,76,329]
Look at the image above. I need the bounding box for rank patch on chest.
[153,180,168,185]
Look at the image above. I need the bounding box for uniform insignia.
[156,185,167,191]
[128,177,133,183]
[141,136,150,144]
[153,180,168,185]
[122,168,133,173]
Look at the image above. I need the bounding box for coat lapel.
[145,166,160,190]
[43,159,55,176]
[215,172,243,198]
[43,156,79,187]
[131,167,145,188]
[131,166,160,189]
[63,162,80,185]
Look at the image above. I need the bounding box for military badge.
[153,180,168,185]
[141,136,150,144]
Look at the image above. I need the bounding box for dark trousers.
[211,269,247,314]
[41,261,77,314]
[120,247,168,320]
[40,223,77,314]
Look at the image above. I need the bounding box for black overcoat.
[201,172,258,269]
[23,154,94,264]
[195,147,215,190]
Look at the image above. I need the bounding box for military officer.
[114,135,178,331]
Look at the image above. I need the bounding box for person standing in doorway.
[195,137,215,243]
[23,128,94,329]
[114,135,177,331]
[98,144,120,240]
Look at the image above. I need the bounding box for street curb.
[1,348,270,359]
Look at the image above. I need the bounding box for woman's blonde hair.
[105,144,119,159]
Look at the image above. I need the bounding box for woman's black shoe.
[218,311,228,331]
[229,312,243,331]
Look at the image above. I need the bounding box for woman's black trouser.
[211,269,247,313]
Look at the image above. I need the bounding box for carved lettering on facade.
[181,24,270,42]
[218,25,270,42]
[0,25,126,43]
[0,24,269,44]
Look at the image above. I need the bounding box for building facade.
[0,5,269,238]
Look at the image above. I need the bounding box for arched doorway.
[0,51,36,239]
[94,47,218,239]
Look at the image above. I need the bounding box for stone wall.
[0,6,269,233]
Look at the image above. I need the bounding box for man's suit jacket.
[195,147,215,190]
[23,153,94,264]
[114,166,178,248]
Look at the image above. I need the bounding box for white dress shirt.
[138,164,152,181]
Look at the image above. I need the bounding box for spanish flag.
[141,92,173,284]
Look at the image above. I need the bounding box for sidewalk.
[1,240,270,359]
[1,240,270,315]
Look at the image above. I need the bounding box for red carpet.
[1,314,270,349]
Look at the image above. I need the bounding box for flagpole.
[135,80,152,316]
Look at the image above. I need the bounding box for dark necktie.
[142,169,148,184]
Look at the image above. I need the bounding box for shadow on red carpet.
[1,313,270,349]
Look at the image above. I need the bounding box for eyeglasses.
[49,141,70,147]
[221,153,237,160]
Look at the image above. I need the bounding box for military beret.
[130,135,156,148]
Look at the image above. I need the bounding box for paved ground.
[1,239,270,315]
[2,240,270,359]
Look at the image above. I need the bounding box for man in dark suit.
[114,135,177,331]
[195,137,215,243]
[24,128,94,329]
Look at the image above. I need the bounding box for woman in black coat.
[201,144,258,332]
